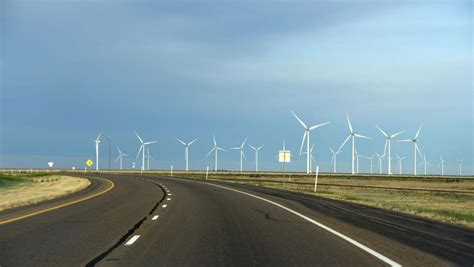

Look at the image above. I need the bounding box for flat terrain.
[0,172,472,266]
[0,174,90,211]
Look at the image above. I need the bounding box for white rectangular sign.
[278,150,291,163]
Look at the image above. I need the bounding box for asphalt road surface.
[0,173,473,266]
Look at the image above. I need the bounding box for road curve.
[0,174,473,266]
[0,174,165,266]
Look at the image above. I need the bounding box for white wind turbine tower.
[329,147,341,173]
[231,138,247,172]
[177,138,198,171]
[146,146,154,170]
[291,111,330,174]
[116,147,127,170]
[375,153,385,174]
[249,144,264,172]
[339,114,371,175]
[135,131,157,172]
[419,154,430,175]
[367,155,375,174]
[438,155,445,176]
[302,144,316,173]
[376,125,404,175]
[91,132,102,171]
[399,124,423,175]
[396,154,407,175]
[458,159,463,176]
[207,135,225,172]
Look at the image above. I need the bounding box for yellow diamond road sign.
[86,159,94,167]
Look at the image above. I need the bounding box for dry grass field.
[0,174,91,212]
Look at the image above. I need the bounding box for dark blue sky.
[1,0,472,174]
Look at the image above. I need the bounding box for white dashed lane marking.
[125,235,140,246]
[162,204,168,208]
[152,215,159,220]
[167,198,171,201]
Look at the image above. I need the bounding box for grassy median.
[0,173,91,212]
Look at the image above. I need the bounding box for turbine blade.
[355,134,371,139]
[241,137,247,147]
[376,125,388,138]
[249,145,257,150]
[96,131,102,141]
[134,131,144,144]
[383,140,388,155]
[291,111,307,129]
[338,135,351,152]
[176,138,186,145]
[188,138,198,146]
[136,145,143,159]
[206,147,216,157]
[346,113,353,133]
[299,131,307,155]
[257,145,264,150]
[415,144,423,158]
[145,141,157,145]
[391,131,405,139]
[217,147,226,151]
[414,124,423,139]
[242,151,247,161]
[213,135,217,146]
[309,122,330,131]
[398,139,412,142]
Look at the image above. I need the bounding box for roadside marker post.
[206,166,209,180]
[278,150,291,181]
[314,166,320,192]
[171,165,174,176]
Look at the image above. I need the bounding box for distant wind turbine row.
[88,112,465,176]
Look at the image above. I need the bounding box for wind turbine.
[375,153,385,174]
[396,154,407,175]
[206,135,225,172]
[419,154,430,175]
[376,125,404,175]
[91,132,102,171]
[177,138,198,171]
[116,147,127,170]
[231,138,247,172]
[399,124,423,175]
[135,131,157,172]
[249,144,264,172]
[438,155,445,176]
[339,114,371,175]
[291,111,330,174]
[356,150,368,174]
[458,159,463,176]
[329,147,341,173]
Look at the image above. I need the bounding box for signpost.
[314,166,320,192]
[278,150,291,180]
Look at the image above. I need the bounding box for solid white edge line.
[152,215,159,220]
[207,183,401,267]
[125,235,140,246]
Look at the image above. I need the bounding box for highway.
[0,173,473,266]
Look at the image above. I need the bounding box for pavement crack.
[85,176,167,266]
